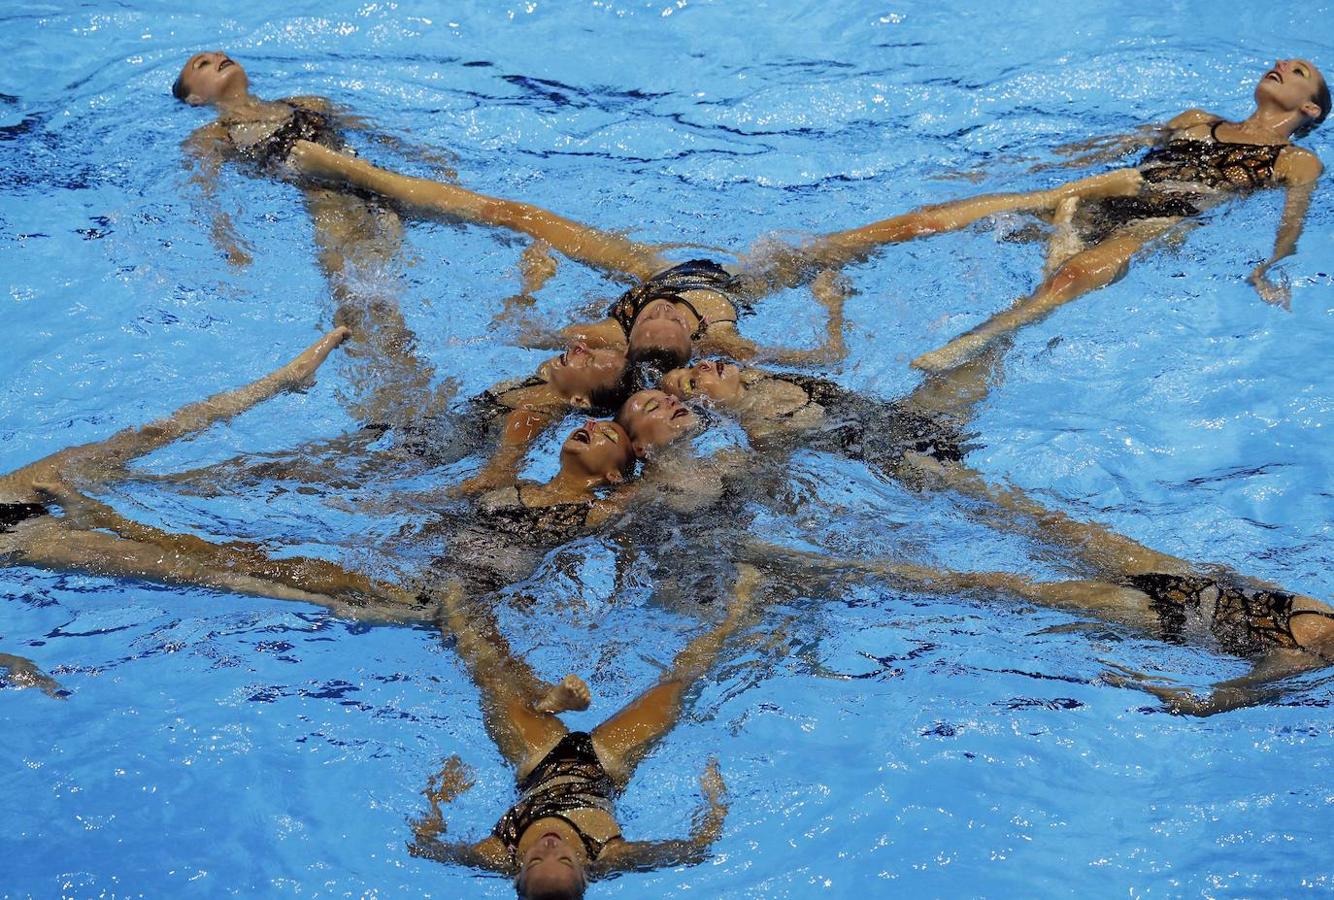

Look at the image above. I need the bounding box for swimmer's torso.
[740,374,966,466]
[1139,120,1286,192]
[222,100,345,171]
[1128,572,1334,659]
[493,732,622,864]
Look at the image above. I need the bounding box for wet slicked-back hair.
[628,344,690,382]
[1296,68,1331,138]
[584,358,634,414]
[171,74,190,102]
[516,876,587,899]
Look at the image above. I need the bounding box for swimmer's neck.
[1233,100,1307,144]
[504,379,565,410]
[214,92,287,121]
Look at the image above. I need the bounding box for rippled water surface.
[3,1,1333,896]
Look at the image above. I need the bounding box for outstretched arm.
[406,755,511,871]
[718,268,849,365]
[181,123,252,267]
[40,327,349,486]
[595,759,727,874]
[456,408,558,495]
[1104,647,1326,716]
[1248,150,1323,307]
[289,141,668,281]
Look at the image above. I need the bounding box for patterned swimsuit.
[492,732,621,862]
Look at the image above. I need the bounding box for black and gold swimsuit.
[469,375,549,423]
[478,484,595,545]
[607,259,747,339]
[240,103,346,172]
[1078,121,1286,244]
[1127,572,1334,659]
[768,374,967,467]
[493,731,621,862]
[0,502,50,533]
[1139,121,1284,190]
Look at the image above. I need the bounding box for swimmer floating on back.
[783,58,1328,372]
[408,567,759,896]
[172,51,453,429]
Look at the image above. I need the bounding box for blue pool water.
[3,1,1333,895]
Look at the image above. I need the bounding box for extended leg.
[912,218,1178,373]
[438,586,570,772]
[590,565,760,787]
[5,518,406,618]
[303,187,451,431]
[291,141,667,281]
[24,490,432,623]
[795,169,1143,272]
[0,328,350,499]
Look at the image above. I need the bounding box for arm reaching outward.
[594,758,728,874]
[1,327,350,497]
[1248,148,1322,306]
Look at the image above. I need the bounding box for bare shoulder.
[591,837,637,870]
[1165,108,1219,130]
[182,121,230,153]
[1276,145,1324,183]
[282,95,334,113]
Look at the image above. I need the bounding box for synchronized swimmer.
[1,49,1328,899]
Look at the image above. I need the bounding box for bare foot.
[285,326,351,385]
[534,674,591,714]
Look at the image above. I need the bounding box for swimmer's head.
[627,299,692,372]
[558,419,633,484]
[1255,59,1329,136]
[615,389,699,458]
[514,830,588,899]
[539,343,632,412]
[661,359,745,405]
[173,52,249,106]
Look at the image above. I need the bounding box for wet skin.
[617,389,699,457]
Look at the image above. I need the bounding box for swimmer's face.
[516,831,587,898]
[539,342,627,409]
[617,389,698,457]
[661,360,744,405]
[628,299,692,363]
[1254,59,1325,122]
[175,52,248,106]
[559,419,632,483]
